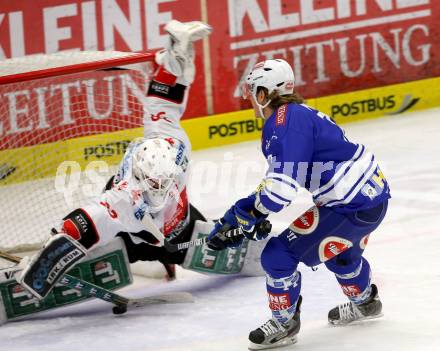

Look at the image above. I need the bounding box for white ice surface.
[1,108,440,351]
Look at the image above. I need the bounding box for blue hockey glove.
[234,195,271,241]
[207,194,272,250]
[234,207,270,241]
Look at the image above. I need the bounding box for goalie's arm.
[17,205,104,299]
[18,190,142,300]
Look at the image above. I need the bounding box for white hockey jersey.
[79,92,191,248]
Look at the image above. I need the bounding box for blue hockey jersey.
[254,103,390,214]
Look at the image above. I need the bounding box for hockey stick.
[164,236,209,252]
[0,251,193,315]
[141,211,206,252]
[141,213,207,252]
[141,213,164,245]
[163,227,240,253]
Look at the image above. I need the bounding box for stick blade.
[128,292,194,308]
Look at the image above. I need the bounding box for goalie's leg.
[18,234,87,299]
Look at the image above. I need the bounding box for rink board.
[1,76,439,186]
[193,76,440,150]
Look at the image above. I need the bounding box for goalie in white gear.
[18,20,212,298]
[132,139,181,212]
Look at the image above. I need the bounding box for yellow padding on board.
[1,76,439,186]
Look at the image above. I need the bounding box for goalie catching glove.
[207,196,272,251]
[155,20,212,85]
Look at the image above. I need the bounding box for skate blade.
[248,335,298,350]
[329,312,384,326]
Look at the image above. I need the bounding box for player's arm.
[255,130,313,215]
[208,127,313,249]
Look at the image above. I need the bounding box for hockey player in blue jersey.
[207,59,390,350]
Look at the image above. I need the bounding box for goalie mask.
[132,138,181,212]
[241,59,295,118]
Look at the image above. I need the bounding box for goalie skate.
[328,284,383,325]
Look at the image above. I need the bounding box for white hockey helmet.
[132,138,181,212]
[241,59,295,117]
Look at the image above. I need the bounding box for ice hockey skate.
[328,284,383,325]
[248,296,302,350]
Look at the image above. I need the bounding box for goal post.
[0,51,155,85]
[0,51,156,254]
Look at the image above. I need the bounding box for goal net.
[0,51,156,256]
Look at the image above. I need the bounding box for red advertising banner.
[0,69,149,150]
[0,0,206,118]
[0,0,439,121]
[208,0,440,114]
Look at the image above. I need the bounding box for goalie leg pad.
[18,234,86,299]
[62,208,99,249]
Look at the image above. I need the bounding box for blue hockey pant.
[261,200,388,324]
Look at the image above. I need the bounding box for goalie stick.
[0,251,193,315]
[164,235,209,252]
[141,210,272,253]
[163,227,241,252]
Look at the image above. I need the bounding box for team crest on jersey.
[289,207,319,235]
[318,236,353,262]
[256,179,271,193]
[265,134,278,151]
[359,235,370,250]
